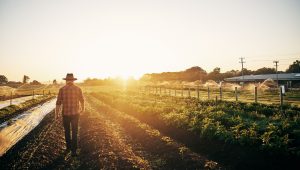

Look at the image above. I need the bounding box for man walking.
[55,73,84,156]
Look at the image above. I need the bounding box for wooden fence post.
[208,87,210,100]
[254,86,258,103]
[33,90,35,99]
[174,89,177,96]
[181,86,184,97]
[188,88,191,97]
[280,86,284,106]
[197,87,199,99]
[219,87,222,101]
[235,87,238,102]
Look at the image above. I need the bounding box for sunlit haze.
[1,0,300,82]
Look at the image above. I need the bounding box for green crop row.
[90,90,300,156]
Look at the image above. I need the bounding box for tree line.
[140,60,300,82]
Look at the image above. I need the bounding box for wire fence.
[140,86,300,106]
[0,88,59,108]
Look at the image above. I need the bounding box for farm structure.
[225,73,300,88]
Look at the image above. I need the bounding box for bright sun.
[118,71,143,80]
[115,70,143,80]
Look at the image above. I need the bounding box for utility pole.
[239,57,245,86]
[273,60,279,88]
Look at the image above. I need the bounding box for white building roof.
[225,73,300,82]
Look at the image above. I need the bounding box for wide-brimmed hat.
[63,73,77,81]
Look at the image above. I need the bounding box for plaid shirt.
[56,84,84,116]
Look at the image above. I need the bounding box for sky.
[0,0,300,82]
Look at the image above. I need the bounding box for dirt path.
[79,99,151,169]
[0,111,70,169]
[84,94,222,169]
[0,94,222,169]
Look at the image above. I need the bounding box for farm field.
[1,0,300,169]
[0,86,299,169]
[0,93,221,169]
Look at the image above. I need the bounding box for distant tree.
[0,75,8,84]
[30,80,41,85]
[140,66,207,82]
[53,79,57,84]
[23,75,30,84]
[286,60,300,73]
[254,67,276,75]
[185,66,207,74]
[223,70,240,79]
[140,74,152,81]
[140,64,298,83]
[207,67,222,81]
[213,67,221,73]
[7,81,22,84]
[183,66,207,81]
[241,68,253,75]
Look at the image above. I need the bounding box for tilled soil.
[0,111,67,169]
[0,94,222,169]
[86,95,221,170]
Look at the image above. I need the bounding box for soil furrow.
[80,99,151,169]
[1,94,223,169]
[0,112,67,169]
[86,94,222,170]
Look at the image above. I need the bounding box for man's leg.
[71,114,79,154]
[63,115,71,150]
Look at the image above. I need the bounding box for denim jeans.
[63,114,79,152]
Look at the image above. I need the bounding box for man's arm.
[55,105,61,119]
[79,88,85,113]
[55,88,63,119]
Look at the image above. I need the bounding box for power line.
[246,57,299,71]
[246,52,300,60]
[248,57,299,62]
